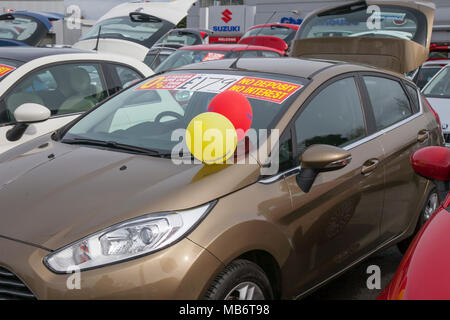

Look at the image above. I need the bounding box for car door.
[0,62,109,154]
[279,75,385,292]
[360,73,435,241]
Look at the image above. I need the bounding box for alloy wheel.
[225,282,265,300]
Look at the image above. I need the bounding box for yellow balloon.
[186,112,237,164]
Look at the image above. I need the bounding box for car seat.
[57,67,98,115]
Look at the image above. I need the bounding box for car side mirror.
[6,103,51,142]
[411,146,450,201]
[296,144,352,193]
[411,147,450,181]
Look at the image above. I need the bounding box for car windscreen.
[63,70,308,155]
[295,4,428,46]
[154,50,229,73]
[80,16,174,48]
[423,66,450,99]
[243,26,296,43]
[0,58,22,80]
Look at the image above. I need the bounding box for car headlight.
[44,202,215,273]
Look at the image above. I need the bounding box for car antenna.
[230,11,277,69]
[93,26,102,51]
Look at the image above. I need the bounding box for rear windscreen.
[296,2,428,46]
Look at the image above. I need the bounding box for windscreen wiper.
[61,138,171,158]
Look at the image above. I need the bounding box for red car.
[154,44,284,73]
[239,23,300,54]
[241,23,299,44]
[428,42,450,61]
[379,146,450,300]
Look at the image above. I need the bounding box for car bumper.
[0,236,222,299]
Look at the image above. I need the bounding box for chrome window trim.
[258,87,423,185]
[259,165,301,184]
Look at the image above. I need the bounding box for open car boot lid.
[73,0,197,59]
[290,0,435,74]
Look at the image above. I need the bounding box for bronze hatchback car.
[0,0,444,300]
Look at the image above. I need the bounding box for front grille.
[0,266,36,300]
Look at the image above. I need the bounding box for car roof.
[0,47,92,63]
[175,57,339,79]
[180,44,281,52]
[248,23,300,31]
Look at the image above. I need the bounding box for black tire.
[204,259,273,300]
[397,187,439,254]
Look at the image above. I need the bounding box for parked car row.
[0,0,448,301]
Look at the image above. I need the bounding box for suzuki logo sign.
[222,9,232,23]
[209,5,245,36]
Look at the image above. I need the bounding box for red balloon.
[207,91,253,142]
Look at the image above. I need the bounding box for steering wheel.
[155,111,183,123]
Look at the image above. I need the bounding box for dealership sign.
[209,5,246,36]
[280,17,303,25]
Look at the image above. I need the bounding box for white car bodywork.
[0,53,153,154]
[73,0,196,63]
[422,64,450,147]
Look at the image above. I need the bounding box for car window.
[0,15,38,41]
[415,67,442,89]
[144,52,172,69]
[296,4,428,46]
[405,83,420,113]
[423,66,450,99]
[4,63,108,122]
[261,51,281,58]
[239,51,260,58]
[113,65,143,89]
[294,77,366,155]
[155,31,200,47]
[80,17,173,47]
[278,129,294,172]
[363,76,413,131]
[243,26,296,43]
[155,50,228,73]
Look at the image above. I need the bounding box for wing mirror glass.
[297,144,352,193]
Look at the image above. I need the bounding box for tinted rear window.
[296,3,428,46]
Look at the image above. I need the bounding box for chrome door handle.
[417,129,430,143]
[361,159,379,175]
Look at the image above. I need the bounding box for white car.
[73,0,197,67]
[422,64,450,147]
[410,59,450,89]
[0,46,153,154]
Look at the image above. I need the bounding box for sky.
[65,0,172,20]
